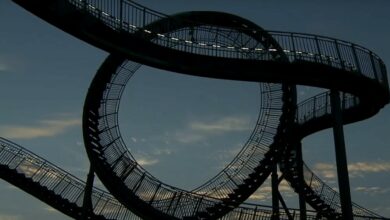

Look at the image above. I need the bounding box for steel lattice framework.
[1,0,390,219]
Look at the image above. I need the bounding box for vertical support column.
[82,165,95,219]
[296,143,307,220]
[119,0,123,30]
[272,162,280,220]
[330,90,353,220]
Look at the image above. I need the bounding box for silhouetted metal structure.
[1,0,390,219]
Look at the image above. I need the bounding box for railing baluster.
[314,36,322,63]
[5,149,22,167]
[14,158,26,170]
[308,173,314,187]
[118,0,122,30]
[290,33,296,60]
[171,192,182,216]
[52,174,69,192]
[351,44,362,73]
[334,40,345,70]
[369,52,379,81]
[142,7,146,27]
[30,161,46,179]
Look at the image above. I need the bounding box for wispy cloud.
[137,157,159,166]
[173,131,204,144]
[313,163,337,179]
[249,180,294,201]
[190,116,252,133]
[0,215,21,220]
[126,116,252,166]
[133,151,160,167]
[162,115,253,145]
[313,161,390,179]
[348,162,390,173]
[153,148,173,156]
[354,186,390,195]
[0,117,80,139]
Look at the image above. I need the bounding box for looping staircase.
[3,0,390,219]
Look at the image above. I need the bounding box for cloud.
[0,118,80,139]
[313,163,337,179]
[153,148,173,156]
[248,179,294,201]
[190,116,252,133]
[159,115,253,145]
[133,152,159,166]
[0,215,21,220]
[354,186,390,195]
[137,158,159,166]
[313,161,390,180]
[173,132,204,144]
[348,162,390,173]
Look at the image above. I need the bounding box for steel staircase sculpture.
[2,0,389,219]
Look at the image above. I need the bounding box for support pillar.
[330,90,353,220]
[272,162,280,220]
[296,143,307,220]
[82,165,95,219]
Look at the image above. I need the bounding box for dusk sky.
[1,0,390,219]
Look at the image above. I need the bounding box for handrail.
[302,163,382,218]
[0,137,138,219]
[280,89,382,218]
[66,0,387,90]
[296,91,359,125]
[0,137,322,219]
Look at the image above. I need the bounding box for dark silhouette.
[1,0,389,219]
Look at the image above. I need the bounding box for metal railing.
[65,0,388,90]
[302,163,384,218]
[0,137,140,219]
[296,91,359,125]
[286,91,382,218]
[0,137,324,219]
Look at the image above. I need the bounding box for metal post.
[330,90,353,220]
[290,33,296,60]
[278,191,293,220]
[335,40,346,70]
[296,143,307,220]
[380,62,390,91]
[351,44,362,73]
[369,52,379,81]
[314,36,322,63]
[82,165,95,219]
[272,162,280,220]
[119,0,123,30]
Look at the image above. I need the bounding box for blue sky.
[1,0,390,219]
